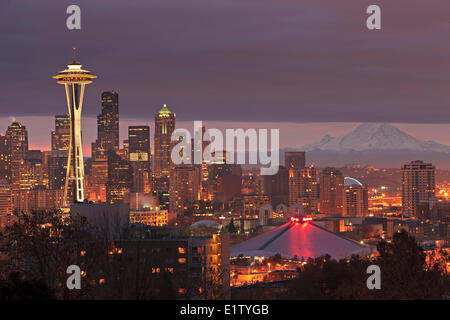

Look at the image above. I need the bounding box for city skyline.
[0,2,449,303]
[2,72,450,172]
[7,115,450,157]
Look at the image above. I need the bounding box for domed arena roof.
[344,177,363,187]
[191,220,221,228]
[231,221,373,260]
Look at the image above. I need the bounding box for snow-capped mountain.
[303,123,450,153]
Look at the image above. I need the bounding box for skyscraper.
[92,91,119,160]
[289,165,318,214]
[51,114,70,151]
[288,167,301,208]
[401,160,435,217]
[48,115,70,191]
[85,158,108,203]
[263,166,289,207]
[154,104,175,183]
[6,122,29,191]
[128,126,151,193]
[25,151,45,189]
[343,183,369,217]
[286,151,306,212]
[129,126,151,163]
[0,181,12,216]
[169,165,200,216]
[53,50,96,203]
[106,150,133,203]
[319,167,344,215]
[299,165,318,214]
[122,139,129,160]
[207,151,242,201]
[0,134,10,182]
[48,152,67,190]
[285,151,306,170]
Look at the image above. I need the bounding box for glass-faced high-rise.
[128,125,151,193]
[401,160,435,217]
[6,122,28,191]
[51,114,70,151]
[92,91,119,160]
[99,91,119,151]
[319,167,344,215]
[129,126,151,161]
[106,150,132,203]
[154,104,175,181]
[48,115,70,191]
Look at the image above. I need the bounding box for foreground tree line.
[0,210,221,299]
[0,210,449,299]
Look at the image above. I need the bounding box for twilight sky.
[1,0,450,152]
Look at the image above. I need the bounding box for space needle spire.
[72,47,77,63]
[53,49,96,205]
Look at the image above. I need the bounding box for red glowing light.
[302,217,313,222]
[290,217,300,223]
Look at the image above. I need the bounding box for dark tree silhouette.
[0,272,55,300]
[0,210,181,299]
[281,230,449,300]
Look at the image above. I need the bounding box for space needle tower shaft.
[53,48,96,204]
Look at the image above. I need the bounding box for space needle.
[53,48,96,204]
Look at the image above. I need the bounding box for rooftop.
[231,221,373,260]
[159,104,173,114]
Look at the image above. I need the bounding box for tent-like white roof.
[231,221,373,260]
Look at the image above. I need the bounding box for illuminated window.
[178,258,186,264]
[80,250,86,256]
[178,288,186,294]
[99,279,105,285]
[178,247,186,254]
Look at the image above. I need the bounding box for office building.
[285,151,305,170]
[169,165,200,216]
[0,181,12,216]
[319,167,344,215]
[0,134,10,181]
[343,181,369,217]
[106,151,133,203]
[401,160,435,217]
[154,104,175,181]
[51,114,70,151]
[6,121,29,191]
[128,126,151,193]
[92,91,119,160]
[129,209,169,226]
